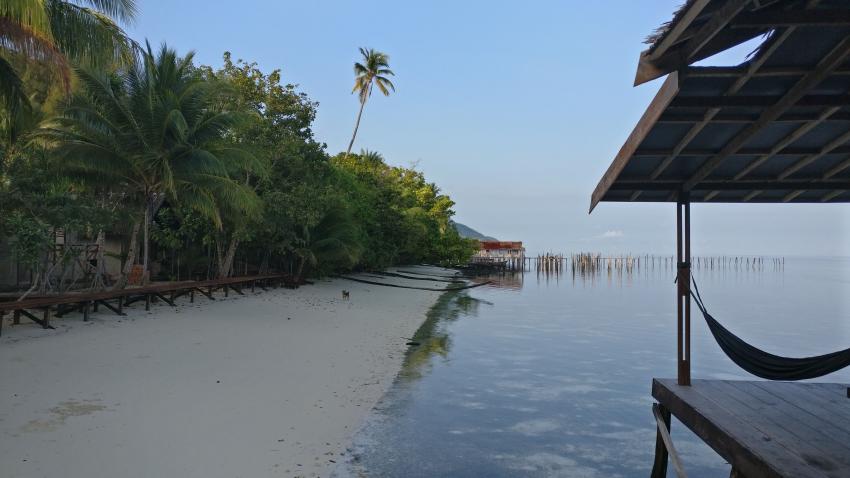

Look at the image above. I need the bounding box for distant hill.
[453,222,497,241]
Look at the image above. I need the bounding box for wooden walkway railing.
[0,274,293,336]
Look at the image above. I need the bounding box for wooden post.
[650,404,672,478]
[145,294,151,311]
[676,197,692,386]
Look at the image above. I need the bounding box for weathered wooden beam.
[820,190,844,202]
[635,0,713,85]
[670,94,850,108]
[783,190,805,202]
[743,190,762,202]
[635,146,850,157]
[683,65,850,78]
[658,111,850,124]
[647,0,713,61]
[15,308,55,329]
[611,179,850,191]
[682,35,850,191]
[153,292,175,306]
[652,27,792,181]
[736,107,840,180]
[96,299,126,316]
[680,0,753,63]
[652,403,688,478]
[733,9,850,28]
[778,128,850,179]
[636,0,754,85]
[591,73,681,213]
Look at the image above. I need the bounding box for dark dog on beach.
[342,290,350,300]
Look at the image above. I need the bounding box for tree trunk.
[345,96,368,158]
[217,237,239,279]
[91,230,107,290]
[296,256,306,280]
[113,219,141,290]
[141,197,151,285]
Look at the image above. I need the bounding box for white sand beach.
[0,266,459,478]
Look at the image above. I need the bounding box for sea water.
[337,258,850,477]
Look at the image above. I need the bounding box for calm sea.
[336,258,850,477]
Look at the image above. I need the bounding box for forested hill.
[453,222,496,241]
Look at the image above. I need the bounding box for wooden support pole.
[97,299,126,317]
[676,198,692,386]
[651,403,688,478]
[651,403,672,478]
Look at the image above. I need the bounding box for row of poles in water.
[502,253,786,273]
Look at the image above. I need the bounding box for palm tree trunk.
[219,238,239,279]
[345,97,368,157]
[141,197,151,285]
[113,218,141,290]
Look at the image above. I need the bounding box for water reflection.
[402,292,489,381]
[337,258,850,478]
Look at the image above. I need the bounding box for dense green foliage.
[0,10,474,291]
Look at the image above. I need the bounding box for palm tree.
[38,42,262,287]
[345,47,394,158]
[0,0,136,138]
[294,207,362,279]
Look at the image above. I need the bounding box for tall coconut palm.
[0,0,136,138]
[38,42,262,287]
[345,47,394,158]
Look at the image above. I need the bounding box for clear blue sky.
[128,0,849,256]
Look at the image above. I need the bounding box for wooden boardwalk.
[652,378,850,478]
[0,274,291,336]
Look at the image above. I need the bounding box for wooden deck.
[0,274,293,336]
[652,378,850,478]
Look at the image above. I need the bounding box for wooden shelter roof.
[590,0,850,212]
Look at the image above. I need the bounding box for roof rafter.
[650,26,794,182]
[732,9,850,27]
[681,34,850,191]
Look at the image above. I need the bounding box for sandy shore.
[0,266,458,478]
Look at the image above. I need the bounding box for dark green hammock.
[691,278,850,381]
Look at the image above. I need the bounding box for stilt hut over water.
[591,1,850,476]
[472,241,525,270]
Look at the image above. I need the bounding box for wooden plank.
[733,9,850,27]
[670,94,850,108]
[779,129,850,179]
[653,379,826,478]
[684,65,850,78]
[589,72,680,213]
[635,0,750,85]
[701,381,850,469]
[635,146,850,157]
[646,0,712,61]
[748,381,850,447]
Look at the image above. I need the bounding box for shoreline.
[0,266,458,478]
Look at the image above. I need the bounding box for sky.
[127,0,850,257]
